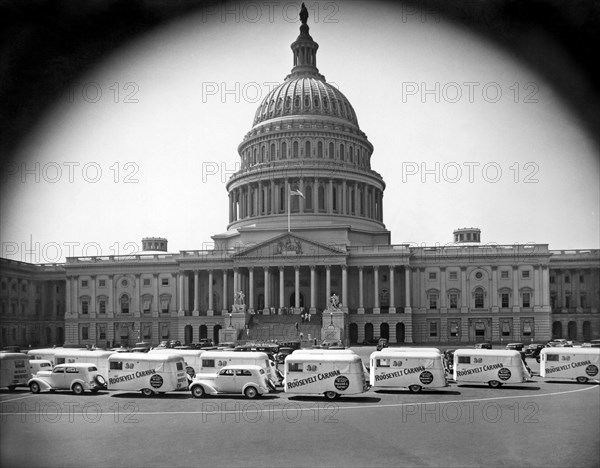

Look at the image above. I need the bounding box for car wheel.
[488,380,502,388]
[191,385,205,398]
[30,382,41,394]
[141,388,154,397]
[536,357,540,363]
[409,385,422,393]
[244,386,258,399]
[576,376,588,384]
[72,383,84,395]
[324,391,338,400]
[95,375,106,387]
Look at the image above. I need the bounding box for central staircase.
[239,313,322,345]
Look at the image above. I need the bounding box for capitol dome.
[219,4,390,249]
[252,77,359,128]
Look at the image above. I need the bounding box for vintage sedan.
[189,365,271,399]
[28,363,105,394]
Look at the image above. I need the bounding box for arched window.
[279,186,285,213]
[317,141,323,158]
[348,145,353,163]
[120,295,130,314]
[474,288,484,308]
[329,142,334,159]
[318,186,325,211]
[305,185,313,210]
[261,146,265,162]
[281,142,287,159]
[293,141,299,158]
[270,143,275,161]
[305,140,311,157]
[340,143,345,161]
[332,185,337,211]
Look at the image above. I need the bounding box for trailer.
[370,350,447,393]
[540,347,600,383]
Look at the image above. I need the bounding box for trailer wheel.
[324,391,338,400]
[409,385,422,393]
[141,388,154,397]
[576,376,589,384]
[191,385,205,398]
[72,383,84,395]
[8,385,16,392]
[30,382,41,394]
[488,380,502,388]
[244,386,259,399]
[536,357,541,363]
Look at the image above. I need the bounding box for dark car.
[376,338,388,351]
[474,343,492,349]
[525,344,546,362]
[362,338,379,346]
[276,347,294,364]
[505,343,525,351]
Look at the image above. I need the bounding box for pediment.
[233,233,346,260]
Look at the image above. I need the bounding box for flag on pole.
[290,189,305,198]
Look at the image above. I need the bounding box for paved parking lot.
[1,349,598,468]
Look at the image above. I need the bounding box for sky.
[1,0,598,264]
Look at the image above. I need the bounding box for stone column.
[325,266,331,304]
[534,265,541,308]
[233,268,239,293]
[461,267,468,312]
[249,267,254,312]
[258,181,263,215]
[342,180,347,214]
[310,266,316,313]
[328,179,333,213]
[279,266,285,310]
[222,270,228,312]
[342,265,348,311]
[358,266,364,314]
[178,272,185,315]
[373,266,380,313]
[193,270,200,314]
[404,266,411,314]
[208,270,214,315]
[263,267,270,310]
[389,266,396,313]
[65,276,72,316]
[542,266,550,308]
[90,275,97,315]
[512,266,519,312]
[108,275,114,315]
[153,274,159,316]
[294,266,300,310]
[491,267,498,312]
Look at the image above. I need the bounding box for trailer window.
[202,359,215,367]
[546,354,559,362]
[289,363,303,372]
[88,367,97,372]
[14,360,25,368]
[458,356,471,364]
[176,362,184,371]
[376,359,390,367]
[56,358,66,364]
[110,361,123,370]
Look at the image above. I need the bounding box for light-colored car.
[190,365,270,399]
[28,363,106,395]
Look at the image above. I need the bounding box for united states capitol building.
[1,11,599,349]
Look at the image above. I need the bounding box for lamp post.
[330,312,333,327]
[229,313,232,328]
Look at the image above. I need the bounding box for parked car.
[376,338,389,351]
[28,363,105,394]
[525,344,546,362]
[547,339,573,347]
[505,343,525,351]
[320,340,343,349]
[276,347,295,364]
[362,338,379,345]
[189,365,270,399]
[582,340,600,348]
[474,343,492,349]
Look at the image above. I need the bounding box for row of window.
[81,296,172,314]
[426,270,532,281]
[550,275,587,283]
[551,292,589,309]
[0,282,61,293]
[428,321,533,338]
[427,291,533,309]
[242,140,369,168]
[79,278,171,288]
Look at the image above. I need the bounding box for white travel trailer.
[54,349,114,385]
[107,353,188,396]
[540,347,600,383]
[27,347,64,366]
[284,352,369,400]
[0,353,31,390]
[453,349,531,388]
[29,359,53,375]
[148,348,204,378]
[198,351,279,385]
[292,349,370,381]
[370,350,447,393]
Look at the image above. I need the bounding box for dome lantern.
[286,3,325,81]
